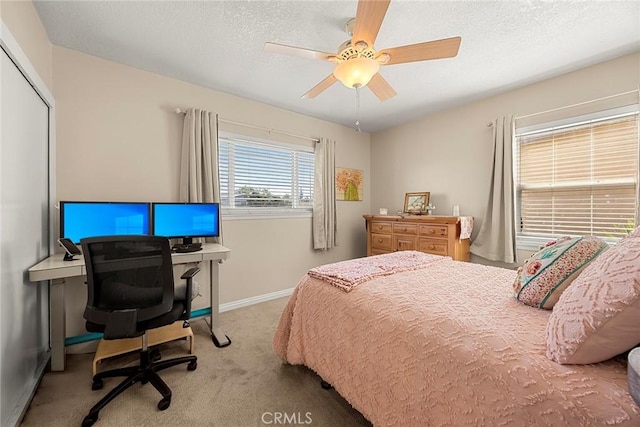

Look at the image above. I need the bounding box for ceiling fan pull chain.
[355,85,362,132]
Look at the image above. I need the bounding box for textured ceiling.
[34,1,640,133]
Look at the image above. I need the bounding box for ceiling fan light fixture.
[333,57,380,88]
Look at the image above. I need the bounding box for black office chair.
[80,235,199,427]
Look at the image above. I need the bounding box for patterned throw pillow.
[546,226,640,364]
[513,236,608,309]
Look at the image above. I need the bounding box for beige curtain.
[313,137,337,250]
[470,115,516,263]
[179,108,222,244]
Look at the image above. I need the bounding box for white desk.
[28,243,231,371]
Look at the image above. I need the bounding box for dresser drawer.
[419,225,448,238]
[393,223,418,235]
[419,238,448,256]
[371,233,393,250]
[371,222,392,234]
[394,235,417,251]
[371,248,393,256]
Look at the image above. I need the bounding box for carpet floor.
[21,297,372,427]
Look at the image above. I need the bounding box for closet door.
[0,47,50,425]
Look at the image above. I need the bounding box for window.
[515,106,639,247]
[218,134,314,218]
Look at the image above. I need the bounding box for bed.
[273,251,640,426]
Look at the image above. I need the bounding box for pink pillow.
[546,226,640,364]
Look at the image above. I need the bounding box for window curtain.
[179,108,222,244]
[313,137,337,250]
[470,115,516,263]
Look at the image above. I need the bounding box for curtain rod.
[515,89,639,121]
[175,108,319,143]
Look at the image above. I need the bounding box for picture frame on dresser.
[404,192,430,215]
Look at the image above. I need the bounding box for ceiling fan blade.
[302,74,338,99]
[367,73,396,101]
[264,42,336,62]
[378,36,462,65]
[352,0,391,48]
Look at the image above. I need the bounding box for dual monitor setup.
[58,201,220,260]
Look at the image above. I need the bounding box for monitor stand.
[172,238,202,253]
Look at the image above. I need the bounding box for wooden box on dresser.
[363,215,471,262]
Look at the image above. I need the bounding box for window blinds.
[516,113,639,240]
[218,136,314,212]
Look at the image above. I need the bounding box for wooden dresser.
[364,215,471,261]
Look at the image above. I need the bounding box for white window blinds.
[218,135,314,217]
[515,110,639,241]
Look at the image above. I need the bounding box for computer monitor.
[60,201,151,244]
[152,202,220,245]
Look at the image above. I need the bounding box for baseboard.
[219,287,294,313]
[66,288,296,347]
[9,351,50,426]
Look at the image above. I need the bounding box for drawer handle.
[429,229,435,234]
[378,238,383,243]
[378,225,383,230]
[403,227,407,231]
[429,244,435,250]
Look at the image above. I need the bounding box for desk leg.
[209,260,230,347]
[50,278,66,371]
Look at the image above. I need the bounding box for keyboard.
[172,243,202,253]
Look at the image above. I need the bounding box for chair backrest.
[81,235,175,338]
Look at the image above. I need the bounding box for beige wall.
[1,0,52,91]
[52,46,371,338]
[10,0,638,337]
[371,52,640,266]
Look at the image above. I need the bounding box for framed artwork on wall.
[335,167,363,201]
[404,192,430,214]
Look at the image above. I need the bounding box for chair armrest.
[180,267,200,318]
[181,267,200,280]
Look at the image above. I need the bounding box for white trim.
[515,90,639,121]
[517,234,620,252]
[0,23,55,105]
[220,131,315,152]
[221,208,312,220]
[1,20,56,426]
[516,105,639,136]
[10,355,49,426]
[0,21,56,253]
[219,287,294,313]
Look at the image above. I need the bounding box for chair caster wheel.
[187,360,197,371]
[91,379,103,390]
[158,397,171,411]
[82,414,97,427]
[321,380,332,390]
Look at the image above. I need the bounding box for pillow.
[546,226,640,364]
[513,236,608,309]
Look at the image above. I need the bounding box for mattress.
[274,257,640,426]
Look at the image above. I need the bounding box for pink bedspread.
[308,251,445,292]
[274,258,640,426]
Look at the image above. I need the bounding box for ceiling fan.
[264,0,461,101]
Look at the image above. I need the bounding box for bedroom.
[1,0,639,426]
